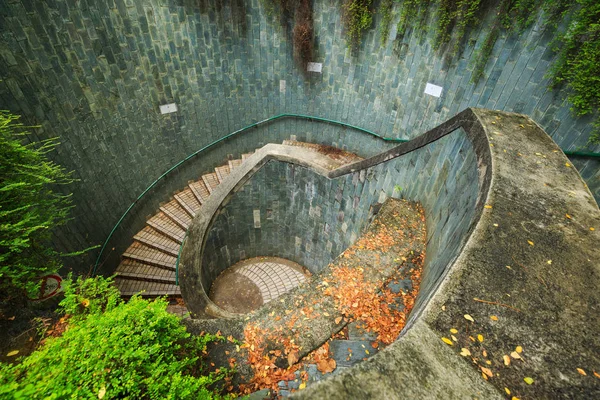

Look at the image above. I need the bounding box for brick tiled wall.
[0,0,596,272]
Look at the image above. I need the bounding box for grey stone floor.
[209,257,310,314]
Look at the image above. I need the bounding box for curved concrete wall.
[182,109,488,319]
[0,0,597,272]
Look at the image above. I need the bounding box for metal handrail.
[94,113,600,281]
[93,113,409,276]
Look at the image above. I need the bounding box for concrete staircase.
[114,141,362,300]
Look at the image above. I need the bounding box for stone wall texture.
[202,127,479,317]
[0,0,597,272]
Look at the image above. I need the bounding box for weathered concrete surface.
[294,111,600,398]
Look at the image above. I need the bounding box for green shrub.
[58,274,122,321]
[0,293,227,399]
[0,111,74,294]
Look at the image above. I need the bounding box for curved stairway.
[114,140,363,300]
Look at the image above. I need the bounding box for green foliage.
[396,0,432,42]
[59,274,122,321]
[376,1,599,142]
[378,0,395,45]
[550,0,600,119]
[433,0,482,51]
[471,28,499,83]
[0,111,75,293]
[343,0,374,51]
[0,292,227,399]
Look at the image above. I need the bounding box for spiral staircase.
[113,140,363,304]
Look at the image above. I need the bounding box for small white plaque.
[159,103,178,114]
[424,83,443,98]
[280,80,286,93]
[253,209,261,228]
[307,62,322,73]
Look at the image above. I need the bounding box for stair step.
[174,187,201,217]
[116,259,176,284]
[146,212,186,243]
[189,179,210,204]
[122,242,177,270]
[228,159,242,170]
[201,172,220,194]
[214,164,231,183]
[241,152,254,161]
[115,278,181,297]
[133,226,180,256]
[160,200,192,230]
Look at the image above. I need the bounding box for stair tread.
[228,159,242,170]
[123,242,177,269]
[160,200,192,229]
[189,179,210,204]
[115,278,181,297]
[174,187,201,216]
[147,212,186,242]
[215,164,231,183]
[134,226,180,256]
[201,172,220,193]
[116,259,176,282]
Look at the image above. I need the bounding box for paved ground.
[209,257,310,314]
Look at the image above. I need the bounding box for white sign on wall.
[159,103,178,114]
[307,62,323,73]
[424,83,443,98]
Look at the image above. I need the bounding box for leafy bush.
[0,111,74,294]
[58,274,122,321]
[0,292,227,399]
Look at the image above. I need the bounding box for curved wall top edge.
[180,107,493,320]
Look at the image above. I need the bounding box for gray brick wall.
[0,0,596,273]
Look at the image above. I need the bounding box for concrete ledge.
[294,110,600,398]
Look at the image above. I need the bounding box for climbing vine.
[343,0,374,52]
[378,0,394,45]
[550,0,600,143]
[367,0,600,144]
[396,0,432,42]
